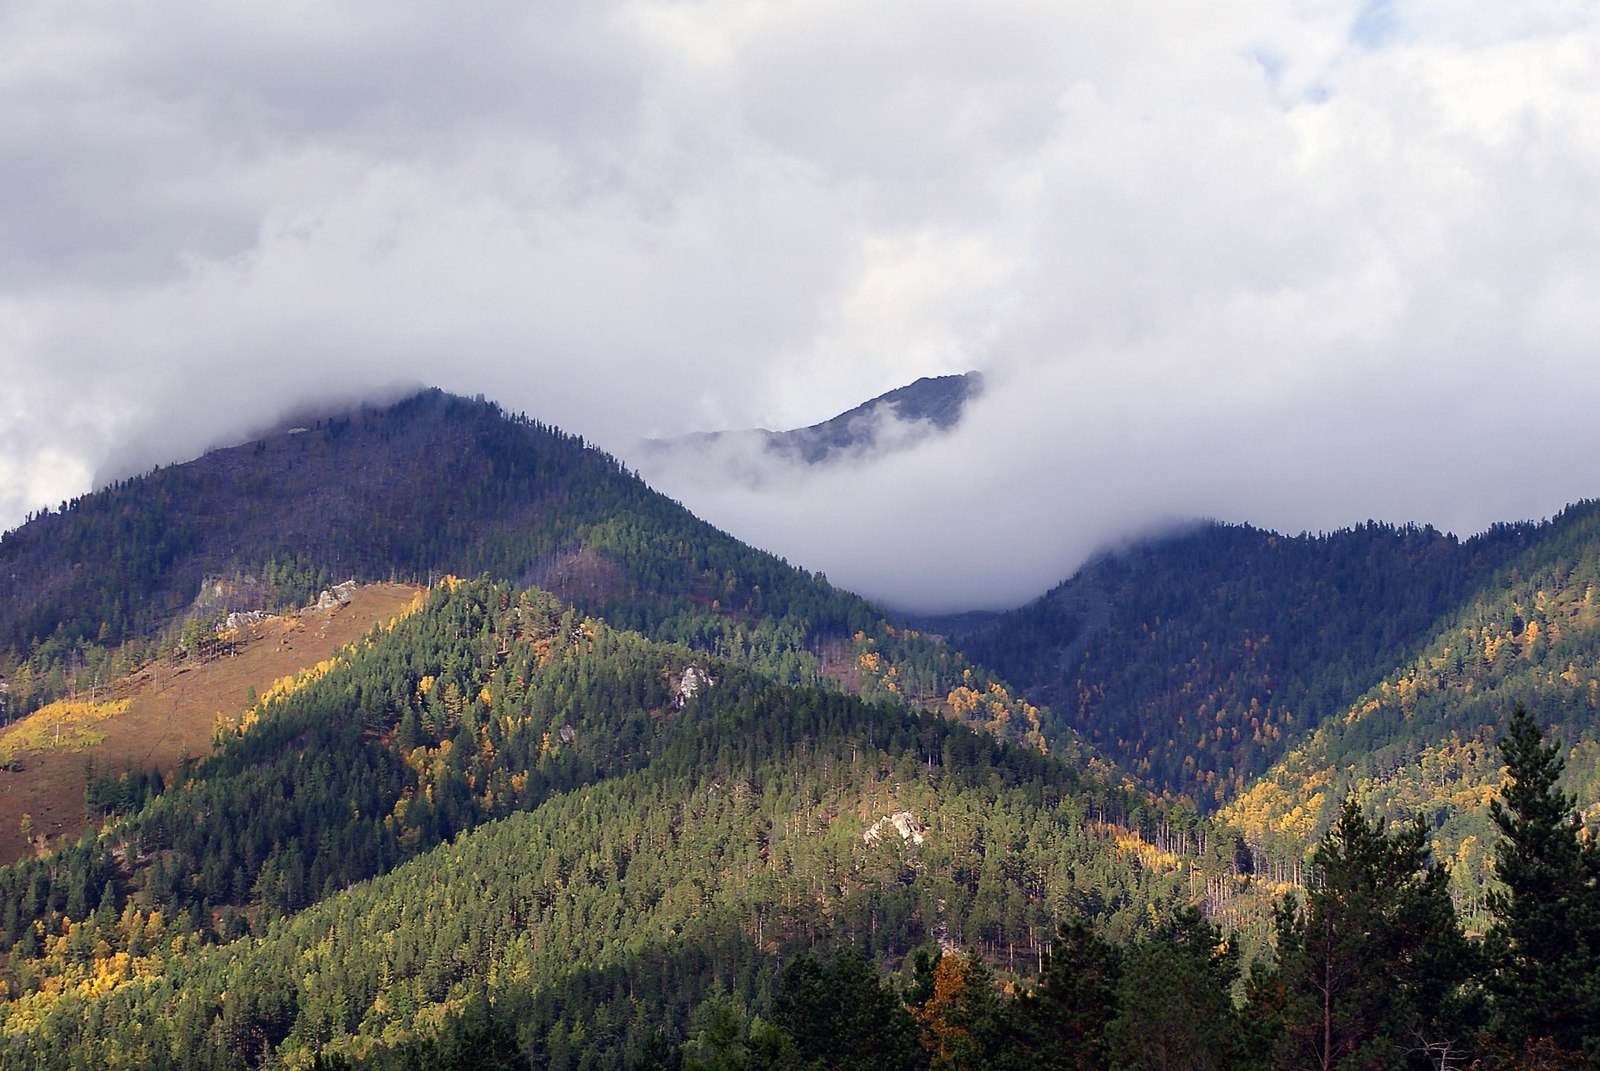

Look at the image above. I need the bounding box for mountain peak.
[641,370,985,477]
[773,370,984,464]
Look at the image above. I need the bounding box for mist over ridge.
[7,5,1600,1066]
[10,373,1594,620]
[2,1,1599,613]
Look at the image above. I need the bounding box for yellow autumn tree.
[912,952,1002,1070]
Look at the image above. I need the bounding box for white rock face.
[674,665,712,708]
[315,581,358,610]
[863,812,926,846]
[224,610,272,631]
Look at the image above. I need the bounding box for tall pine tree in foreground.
[1009,921,1122,1071]
[1107,906,1244,1071]
[773,951,925,1071]
[1485,705,1600,1059]
[1266,798,1473,1071]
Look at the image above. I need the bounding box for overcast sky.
[3,1,1599,612]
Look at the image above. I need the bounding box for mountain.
[0,390,1028,736]
[0,387,869,666]
[1220,503,1600,914]
[642,370,984,471]
[959,519,1535,808]
[760,370,984,464]
[0,577,1257,1068]
[962,505,1600,912]
[2,386,1597,1066]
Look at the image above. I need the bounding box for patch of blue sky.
[1350,0,1400,48]
[1245,48,1331,107]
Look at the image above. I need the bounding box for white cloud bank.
[2,0,1599,611]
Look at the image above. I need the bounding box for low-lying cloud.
[3,1,1599,612]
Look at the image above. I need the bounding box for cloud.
[2,1,1599,612]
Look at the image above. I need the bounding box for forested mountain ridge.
[0,388,855,689]
[0,578,1256,1068]
[957,502,1600,922]
[960,515,1563,808]
[1221,501,1600,917]
[0,389,1050,754]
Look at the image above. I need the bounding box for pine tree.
[1107,906,1242,1071]
[1267,798,1472,1071]
[1485,705,1600,1056]
[1010,920,1121,1071]
[773,951,925,1071]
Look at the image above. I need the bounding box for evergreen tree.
[773,951,925,1071]
[681,998,792,1071]
[1266,798,1473,1071]
[1485,706,1600,1057]
[1107,906,1242,1071]
[1009,920,1121,1071]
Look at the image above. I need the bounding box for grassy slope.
[0,584,420,866]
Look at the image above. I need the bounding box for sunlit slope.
[1222,502,1600,915]
[0,583,419,865]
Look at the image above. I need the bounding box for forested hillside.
[961,517,1550,807]
[0,390,1048,754]
[1223,502,1600,917]
[956,504,1600,926]
[0,578,1253,1068]
[6,581,1595,1067]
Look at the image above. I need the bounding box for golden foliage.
[0,698,132,762]
[912,954,975,1065]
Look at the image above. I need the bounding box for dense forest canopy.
[1,578,1264,1068]
[0,579,1594,1067]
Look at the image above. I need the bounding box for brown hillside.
[0,583,420,865]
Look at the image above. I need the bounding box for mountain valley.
[1,385,1597,1067]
